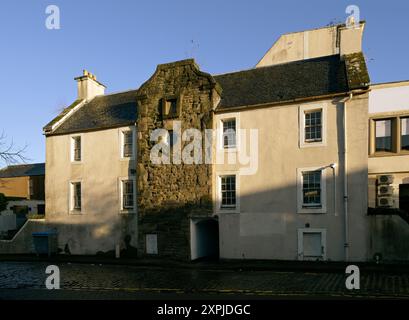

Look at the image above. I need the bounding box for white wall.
[214,95,369,261]
[369,84,409,114]
[45,126,138,255]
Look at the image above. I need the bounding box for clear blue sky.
[0,0,408,165]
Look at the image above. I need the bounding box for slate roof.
[0,163,45,178]
[44,53,369,135]
[214,54,368,109]
[47,89,138,136]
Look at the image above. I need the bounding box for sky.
[0,0,408,165]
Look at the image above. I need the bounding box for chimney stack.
[256,21,365,68]
[74,70,106,101]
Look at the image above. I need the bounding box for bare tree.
[0,131,28,165]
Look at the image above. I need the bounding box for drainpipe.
[330,163,337,216]
[343,92,353,261]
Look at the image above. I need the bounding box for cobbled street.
[1,261,409,299]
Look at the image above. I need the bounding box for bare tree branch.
[0,131,29,165]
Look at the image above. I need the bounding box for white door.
[303,232,322,258]
[298,228,326,261]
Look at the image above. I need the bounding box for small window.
[72,136,81,161]
[162,98,179,119]
[304,110,322,143]
[220,175,236,209]
[123,131,133,157]
[401,118,409,151]
[375,119,392,152]
[122,180,134,210]
[302,171,322,207]
[222,119,236,149]
[72,182,81,210]
[168,99,177,115]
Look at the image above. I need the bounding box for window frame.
[70,134,83,163]
[120,127,136,160]
[374,118,393,153]
[299,104,327,148]
[369,114,409,157]
[301,170,322,208]
[161,95,181,120]
[222,118,237,149]
[69,180,82,214]
[401,117,409,151]
[297,167,327,214]
[119,177,136,214]
[216,172,240,214]
[304,110,323,143]
[217,113,240,152]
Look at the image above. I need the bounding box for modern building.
[367,80,409,260]
[0,163,45,214]
[0,163,45,237]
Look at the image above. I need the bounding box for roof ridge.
[6,162,44,167]
[213,54,341,78]
[97,88,139,98]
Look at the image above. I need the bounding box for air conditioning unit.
[377,185,394,196]
[377,197,394,208]
[377,175,394,185]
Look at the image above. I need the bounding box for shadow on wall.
[5,164,408,262]
[44,165,371,262]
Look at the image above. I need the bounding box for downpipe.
[343,92,353,261]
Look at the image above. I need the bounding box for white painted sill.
[119,209,136,215]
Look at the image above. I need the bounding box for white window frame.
[297,167,327,214]
[69,180,82,214]
[216,172,240,214]
[70,134,83,163]
[297,228,327,261]
[299,103,327,148]
[119,177,136,214]
[120,127,136,160]
[217,113,240,152]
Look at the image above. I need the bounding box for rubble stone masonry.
[135,59,221,259]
